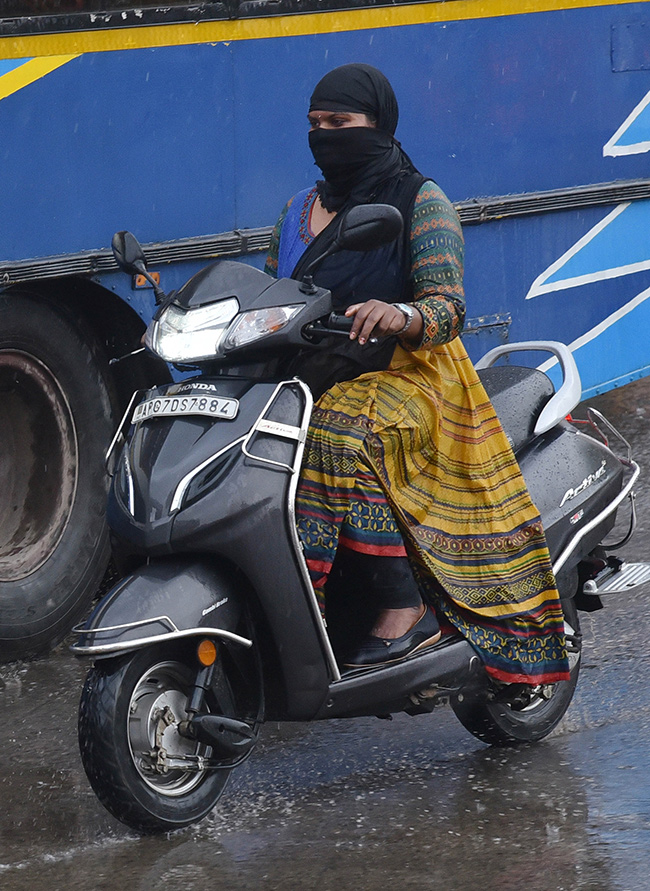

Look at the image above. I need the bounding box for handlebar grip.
[327,312,354,332]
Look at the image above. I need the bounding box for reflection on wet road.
[2,379,650,890]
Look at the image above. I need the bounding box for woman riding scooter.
[266,63,570,681]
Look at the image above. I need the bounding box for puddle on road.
[2,636,650,890]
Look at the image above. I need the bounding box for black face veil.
[307,63,418,212]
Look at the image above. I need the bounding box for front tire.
[451,600,581,746]
[78,642,253,833]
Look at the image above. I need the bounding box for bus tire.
[0,291,114,661]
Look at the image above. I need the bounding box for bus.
[1,0,649,660]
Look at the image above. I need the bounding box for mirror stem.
[299,274,317,295]
[135,262,166,305]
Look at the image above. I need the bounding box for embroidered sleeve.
[264,197,293,278]
[405,181,465,350]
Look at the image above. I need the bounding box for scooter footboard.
[71,557,251,658]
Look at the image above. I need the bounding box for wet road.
[2,379,650,890]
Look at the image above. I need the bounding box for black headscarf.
[309,62,399,132]
[308,63,418,212]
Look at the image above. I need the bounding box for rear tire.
[451,599,581,746]
[0,293,114,660]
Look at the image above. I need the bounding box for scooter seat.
[477,365,555,453]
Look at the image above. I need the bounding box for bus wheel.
[0,292,114,661]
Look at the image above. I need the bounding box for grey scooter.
[73,207,649,833]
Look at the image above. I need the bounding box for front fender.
[71,557,251,658]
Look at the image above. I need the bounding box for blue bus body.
[2,0,650,658]
[2,2,650,395]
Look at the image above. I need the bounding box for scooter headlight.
[223,304,305,350]
[144,298,240,363]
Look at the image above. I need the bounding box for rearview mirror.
[335,204,403,252]
[112,230,167,304]
[112,230,148,276]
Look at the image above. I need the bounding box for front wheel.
[78,640,259,833]
[451,602,581,746]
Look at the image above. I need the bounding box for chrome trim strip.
[4,180,650,287]
[105,388,145,471]
[170,435,247,513]
[241,381,299,472]
[72,626,253,656]
[0,227,273,286]
[284,379,342,681]
[123,450,135,517]
[552,459,640,577]
[73,614,179,636]
[456,178,650,225]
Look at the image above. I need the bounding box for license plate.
[132,394,239,423]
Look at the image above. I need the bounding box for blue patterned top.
[265,180,466,348]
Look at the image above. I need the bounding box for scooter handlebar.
[301,312,354,342]
[326,312,354,332]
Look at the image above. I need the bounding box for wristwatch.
[394,302,415,335]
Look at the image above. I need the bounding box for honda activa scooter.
[73,206,649,834]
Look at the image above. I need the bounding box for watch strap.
[394,302,415,335]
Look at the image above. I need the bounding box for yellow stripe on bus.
[0,0,641,59]
[0,55,79,97]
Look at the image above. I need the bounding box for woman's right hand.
[345,300,423,346]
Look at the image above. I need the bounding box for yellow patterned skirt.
[296,337,570,683]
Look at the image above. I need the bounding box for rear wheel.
[0,292,114,660]
[451,599,581,746]
[78,640,260,833]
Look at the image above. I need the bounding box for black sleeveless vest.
[289,171,426,398]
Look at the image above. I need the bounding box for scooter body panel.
[73,557,246,656]
[518,423,624,566]
[316,635,482,720]
[107,377,284,550]
[479,363,626,571]
[105,375,335,718]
